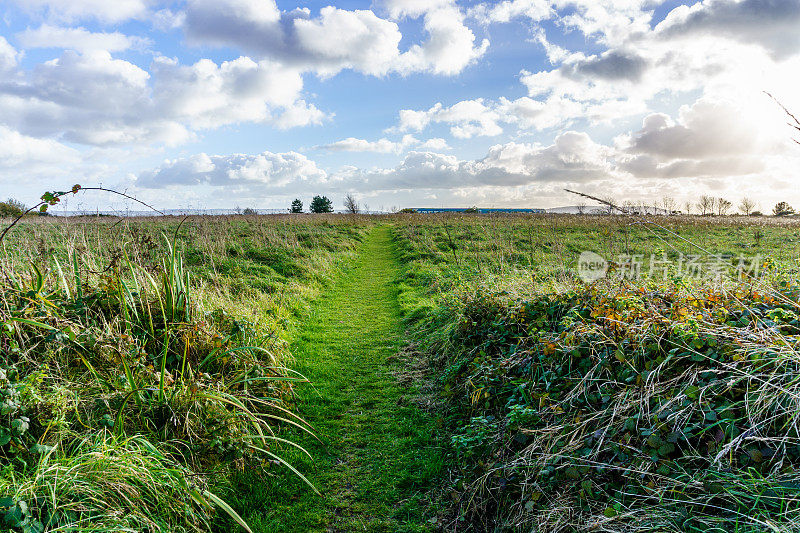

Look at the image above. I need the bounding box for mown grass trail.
[223,225,443,532]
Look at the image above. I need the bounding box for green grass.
[220,225,445,532]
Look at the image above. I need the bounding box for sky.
[0,0,799,212]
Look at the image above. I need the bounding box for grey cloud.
[622,101,759,160]
[656,0,800,58]
[621,154,765,179]
[565,50,648,82]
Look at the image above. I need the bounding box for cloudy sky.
[1,0,799,212]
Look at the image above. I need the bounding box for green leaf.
[29,444,54,454]
[11,418,29,435]
[202,490,253,533]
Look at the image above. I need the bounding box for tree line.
[289,193,362,214]
[587,196,795,217]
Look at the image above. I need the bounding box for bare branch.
[563,189,633,215]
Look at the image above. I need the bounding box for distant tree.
[310,195,333,213]
[398,208,416,213]
[0,198,25,218]
[717,198,732,216]
[290,199,303,213]
[661,196,676,215]
[242,207,257,215]
[576,201,587,215]
[751,210,763,217]
[684,202,692,215]
[773,201,795,217]
[622,200,636,214]
[343,193,360,214]
[697,195,714,216]
[738,197,756,216]
[601,196,615,215]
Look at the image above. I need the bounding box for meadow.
[1,212,800,532]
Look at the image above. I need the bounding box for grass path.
[224,225,443,532]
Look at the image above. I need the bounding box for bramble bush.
[428,281,800,531]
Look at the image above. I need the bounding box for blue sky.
[0,0,799,212]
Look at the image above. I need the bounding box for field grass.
[3,212,800,532]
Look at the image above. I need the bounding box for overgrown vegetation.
[0,214,369,531]
[393,213,800,531]
[6,210,800,532]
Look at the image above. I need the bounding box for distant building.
[412,207,546,214]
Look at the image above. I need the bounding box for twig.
[0,186,164,245]
[765,91,800,145]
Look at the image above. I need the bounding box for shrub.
[0,199,25,218]
[423,283,800,531]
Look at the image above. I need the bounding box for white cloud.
[12,0,149,24]
[470,1,653,46]
[17,25,150,52]
[150,55,319,129]
[319,134,449,153]
[0,125,79,170]
[0,37,19,72]
[380,0,454,19]
[272,100,328,129]
[137,150,327,191]
[184,0,487,76]
[321,136,413,154]
[418,137,451,150]
[0,50,326,147]
[393,2,489,75]
[391,93,608,136]
[184,0,402,76]
[469,0,553,24]
[292,6,406,76]
[393,99,503,138]
[152,9,186,31]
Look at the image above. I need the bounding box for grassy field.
[393,214,800,531]
[2,212,800,532]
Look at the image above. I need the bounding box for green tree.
[290,199,303,213]
[773,201,795,217]
[309,196,333,213]
[0,198,26,218]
